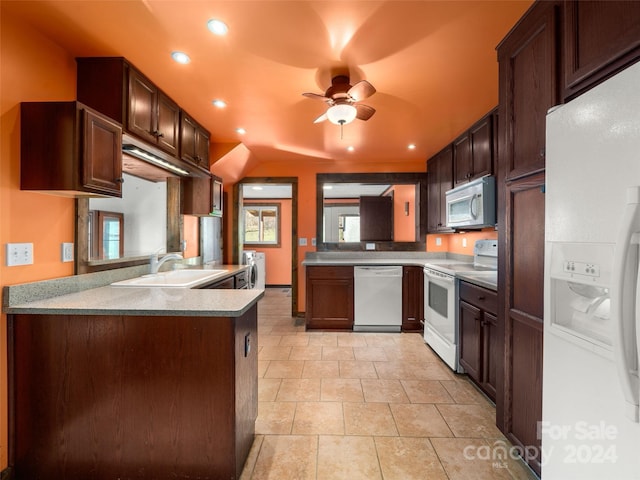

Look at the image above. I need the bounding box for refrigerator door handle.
[611,186,640,422]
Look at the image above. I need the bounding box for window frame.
[242,202,282,247]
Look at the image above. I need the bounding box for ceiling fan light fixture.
[326,104,357,125]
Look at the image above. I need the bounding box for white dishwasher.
[354,266,403,332]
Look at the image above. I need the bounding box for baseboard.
[265,284,291,289]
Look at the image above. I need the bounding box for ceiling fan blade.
[348,80,376,101]
[302,92,329,101]
[313,112,328,124]
[355,104,375,121]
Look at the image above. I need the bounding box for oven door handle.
[424,270,455,285]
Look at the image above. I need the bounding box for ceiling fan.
[302,75,376,126]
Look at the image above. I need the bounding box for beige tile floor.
[240,288,538,480]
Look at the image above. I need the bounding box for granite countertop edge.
[456,272,498,292]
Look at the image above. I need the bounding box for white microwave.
[445,175,496,229]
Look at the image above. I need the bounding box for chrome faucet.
[150,252,183,274]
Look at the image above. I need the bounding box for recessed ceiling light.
[236,127,246,135]
[212,99,227,108]
[347,146,355,152]
[408,143,417,150]
[171,51,191,64]
[207,19,229,36]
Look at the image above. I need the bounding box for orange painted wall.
[391,184,417,242]
[183,215,199,258]
[0,10,79,469]
[243,198,293,286]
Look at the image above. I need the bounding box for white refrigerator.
[544,61,640,479]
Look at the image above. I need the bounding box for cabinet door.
[564,0,640,100]
[181,113,198,163]
[128,69,157,145]
[453,133,472,186]
[499,173,545,475]
[498,1,561,181]
[306,266,354,330]
[459,300,482,383]
[196,128,210,168]
[427,145,453,233]
[469,114,493,181]
[156,92,180,156]
[212,177,223,216]
[482,311,498,401]
[401,266,423,332]
[82,108,123,196]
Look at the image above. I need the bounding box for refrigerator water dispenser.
[546,242,615,359]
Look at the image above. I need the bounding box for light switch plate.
[462,238,468,248]
[61,242,74,262]
[6,243,33,266]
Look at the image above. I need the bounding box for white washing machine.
[242,251,266,289]
[254,252,266,289]
[242,250,257,289]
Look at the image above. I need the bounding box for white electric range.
[423,239,498,371]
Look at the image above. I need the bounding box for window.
[243,203,281,246]
[89,210,124,259]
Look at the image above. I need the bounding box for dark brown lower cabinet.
[305,266,354,329]
[9,307,258,480]
[402,266,424,332]
[458,281,498,402]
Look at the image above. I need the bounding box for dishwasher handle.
[354,266,403,277]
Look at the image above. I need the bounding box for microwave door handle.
[470,194,479,219]
[611,186,640,422]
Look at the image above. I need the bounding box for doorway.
[233,177,298,317]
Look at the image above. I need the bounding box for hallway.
[241,288,537,479]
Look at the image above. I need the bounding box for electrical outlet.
[6,243,33,266]
[62,242,74,262]
[366,243,376,250]
[299,237,307,246]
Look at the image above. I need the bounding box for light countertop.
[3,264,263,317]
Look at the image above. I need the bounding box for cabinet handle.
[477,296,485,300]
[152,130,165,138]
[114,177,124,183]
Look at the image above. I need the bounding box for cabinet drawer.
[459,281,497,315]
[306,265,353,280]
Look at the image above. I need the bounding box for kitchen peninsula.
[3,266,262,480]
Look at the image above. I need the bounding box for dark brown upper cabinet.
[497,2,562,181]
[426,144,454,233]
[20,101,123,197]
[453,110,495,186]
[180,112,210,169]
[359,195,393,241]
[77,58,179,157]
[563,0,640,101]
[182,174,223,217]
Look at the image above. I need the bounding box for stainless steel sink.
[111,269,228,288]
